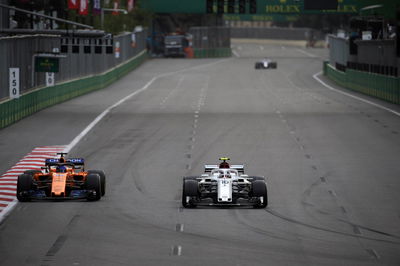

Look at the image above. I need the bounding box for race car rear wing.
[204,164,245,173]
[45,158,85,166]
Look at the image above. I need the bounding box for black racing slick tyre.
[182,179,198,208]
[86,174,102,201]
[24,170,41,176]
[252,180,268,208]
[183,176,199,181]
[88,170,106,196]
[249,176,265,182]
[17,174,33,202]
[270,62,277,69]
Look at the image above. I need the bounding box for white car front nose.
[217,178,232,202]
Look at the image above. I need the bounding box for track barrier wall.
[0,49,147,130]
[0,31,147,129]
[324,61,400,104]
[189,26,231,58]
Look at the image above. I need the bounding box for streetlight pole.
[101,8,128,29]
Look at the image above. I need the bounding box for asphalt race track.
[0,42,400,265]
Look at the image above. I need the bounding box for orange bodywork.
[32,166,89,197]
[51,173,67,196]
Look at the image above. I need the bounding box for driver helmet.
[219,162,230,168]
[56,165,67,173]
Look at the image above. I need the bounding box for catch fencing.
[189,26,231,58]
[230,27,324,41]
[0,30,147,129]
[0,30,146,101]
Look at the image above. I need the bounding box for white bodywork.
[200,168,251,203]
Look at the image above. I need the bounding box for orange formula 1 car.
[17,153,106,201]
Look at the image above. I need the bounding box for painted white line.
[0,181,17,184]
[313,71,400,117]
[232,50,240,58]
[0,200,17,215]
[0,185,18,190]
[296,48,317,58]
[11,165,42,169]
[0,188,16,192]
[23,155,53,159]
[64,59,229,153]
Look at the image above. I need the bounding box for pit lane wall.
[0,32,147,129]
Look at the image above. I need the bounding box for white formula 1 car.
[182,158,268,208]
[255,58,277,69]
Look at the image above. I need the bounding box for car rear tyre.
[86,174,102,201]
[88,170,106,196]
[182,179,198,208]
[17,174,33,202]
[252,180,268,208]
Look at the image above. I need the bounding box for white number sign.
[9,68,20,99]
[46,72,55,87]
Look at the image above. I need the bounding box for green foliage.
[100,0,153,34]
[11,0,152,34]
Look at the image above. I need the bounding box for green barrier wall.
[0,50,147,129]
[324,62,400,104]
[193,48,232,58]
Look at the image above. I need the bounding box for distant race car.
[255,58,277,69]
[17,153,106,201]
[182,158,268,208]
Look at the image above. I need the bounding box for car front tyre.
[17,174,33,202]
[182,179,198,208]
[88,170,106,196]
[252,180,268,208]
[86,174,102,201]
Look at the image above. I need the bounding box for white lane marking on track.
[64,59,229,153]
[171,245,182,256]
[232,50,240,57]
[160,75,185,107]
[296,48,317,58]
[313,71,400,117]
